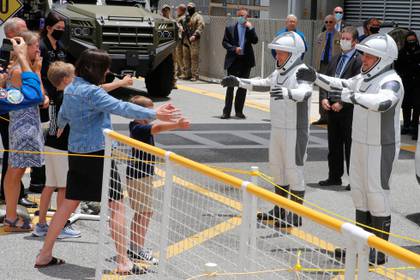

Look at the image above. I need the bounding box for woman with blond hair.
[3,31,48,232]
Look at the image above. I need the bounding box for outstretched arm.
[296,66,359,92]
[341,81,402,112]
[221,73,273,92]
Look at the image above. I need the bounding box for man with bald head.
[271,14,307,58]
[333,6,345,32]
[313,14,342,125]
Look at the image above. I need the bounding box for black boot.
[369,216,391,265]
[278,190,304,228]
[257,185,289,222]
[335,210,372,260]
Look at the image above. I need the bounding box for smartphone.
[0,38,13,71]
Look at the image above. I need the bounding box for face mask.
[407,40,418,49]
[51,29,64,41]
[369,26,380,34]
[335,13,343,21]
[340,39,352,51]
[187,7,195,15]
[238,16,246,25]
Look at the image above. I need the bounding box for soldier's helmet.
[268,31,305,72]
[356,33,398,79]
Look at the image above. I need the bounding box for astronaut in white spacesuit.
[221,31,313,228]
[297,33,403,264]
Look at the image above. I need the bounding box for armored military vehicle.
[51,1,177,97]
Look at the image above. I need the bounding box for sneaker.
[32,223,49,237]
[58,224,81,239]
[128,248,159,265]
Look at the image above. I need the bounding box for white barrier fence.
[95,129,420,279]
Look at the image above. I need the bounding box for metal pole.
[357,245,371,280]
[249,166,259,271]
[95,129,113,280]
[260,41,265,78]
[238,181,251,270]
[159,151,175,275]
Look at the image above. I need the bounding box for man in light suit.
[313,14,342,125]
[221,7,258,119]
[318,26,362,190]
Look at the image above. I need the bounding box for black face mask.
[369,26,380,34]
[187,7,195,15]
[51,29,64,41]
[406,40,418,50]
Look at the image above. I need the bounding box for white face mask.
[340,39,352,51]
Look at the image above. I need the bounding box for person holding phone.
[221,7,258,119]
[3,32,46,233]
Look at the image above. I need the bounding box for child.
[126,95,190,264]
[32,61,80,238]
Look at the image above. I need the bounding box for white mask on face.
[340,39,352,51]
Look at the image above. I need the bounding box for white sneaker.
[128,248,159,265]
[32,223,49,237]
[58,224,81,239]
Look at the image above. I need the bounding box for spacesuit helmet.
[356,33,398,79]
[268,31,305,72]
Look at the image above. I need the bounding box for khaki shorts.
[127,177,153,213]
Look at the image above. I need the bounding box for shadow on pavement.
[36,263,95,280]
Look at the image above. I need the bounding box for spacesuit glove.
[270,86,286,100]
[221,75,240,87]
[296,66,317,83]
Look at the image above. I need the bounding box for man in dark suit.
[221,7,258,119]
[318,26,362,189]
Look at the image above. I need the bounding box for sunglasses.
[325,21,334,23]
[335,11,343,14]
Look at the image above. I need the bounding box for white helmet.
[356,33,398,79]
[268,31,305,72]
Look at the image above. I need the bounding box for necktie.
[323,33,331,63]
[335,54,347,77]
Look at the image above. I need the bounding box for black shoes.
[344,184,351,191]
[18,197,38,208]
[312,119,328,125]
[235,113,246,119]
[220,114,230,119]
[318,178,342,186]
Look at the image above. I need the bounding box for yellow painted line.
[401,145,416,153]
[287,227,337,252]
[166,217,241,258]
[176,84,270,112]
[330,266,416,280]
[155,167,242,211]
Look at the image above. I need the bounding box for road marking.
[176,84,270,112]
[401,145,416,153]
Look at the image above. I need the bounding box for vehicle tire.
[145,55,174,98]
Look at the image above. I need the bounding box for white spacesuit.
[297,33,403,264]
[221,32,312,227]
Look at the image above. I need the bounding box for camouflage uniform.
[182,11,205,80]
[175,14,185,78]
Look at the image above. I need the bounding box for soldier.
[181,2,205,81]
[175,4,187,81]
[161,4,178,89]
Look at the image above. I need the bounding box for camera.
[0,39,13,71]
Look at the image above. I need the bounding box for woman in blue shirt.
[35,49,180,274]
